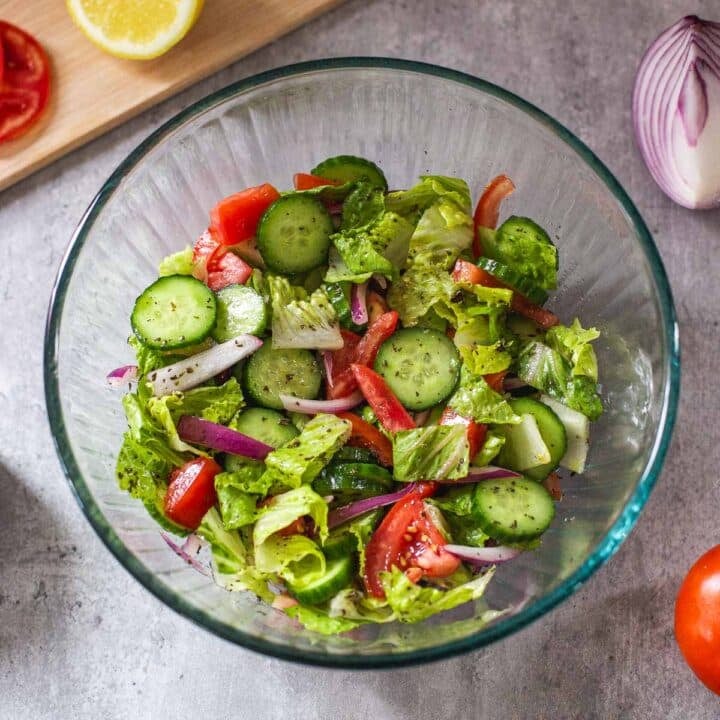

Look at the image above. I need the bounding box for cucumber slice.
[312,462,394,503]
[257,195,333,274]
[507,397,567,481]
[231,407,299,448]
[473,476,555,543]
[476,257,548,305]
[311,155,388,192]
[131,275,217,350]
[211,284,267,343]
[333,446,377,464]
[496,414,552,471]
[242,343,322,410]
[540,395,590,473]
[374,328,461,411]
[288,555,353,605]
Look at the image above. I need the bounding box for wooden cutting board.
[0,0,342,192]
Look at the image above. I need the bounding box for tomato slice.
[484,370,507,393]
[164,457,222,530]
[337,412,394,467]
[207,251,252,292]
[328,311,399,399]
[293,173,340,191]
[0,22,51,143]
[363,482,459,598]
[439,408,487,460]
[472,174,515,257]
[209,183,281,246]
[452,259,559,330]
[351,364,415,433]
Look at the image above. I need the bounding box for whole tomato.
[674,545,720,695]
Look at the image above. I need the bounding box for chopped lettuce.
[266,274,343,350]
[406,201,473,269]
[516,340,602,420]
[458,342,513,375]
[253,485,329,546]
[341,182,386,229]
[128,336,179,376]
[197,508,272,601]
[388,266,455,327]
[286,604,361,634]
[255,535,326,585]
[386,175,472,219]
[431,487,492,547]
[324,247,374,284]
[545,318,600,381]
[326,510,381,575]
[447,370,521,425]
[285,181,355,203]
[380,566,496,623]
[472,429,505,466]
[214,465,264,530]
[392,425,470,481]
[259,414,351,492]
[158,246,194,276]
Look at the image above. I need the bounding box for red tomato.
[364,482,459,598]
[337,412,394,467]
[328,312,399,399]
[0,22,51,143]
[439,408,487,460]
[209,183,281,246]
[207,251,252,292]
[351,364,415,433]
[452,259,483,284]
[472,174,515,257]
[325,329,361,397]
[164,457,222,530]
[293,173,339,190]
[484,370,507,393]
[675,545,720,695]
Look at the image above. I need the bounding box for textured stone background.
[2,1,719,717]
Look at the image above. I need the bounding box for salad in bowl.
[110,154,603,634]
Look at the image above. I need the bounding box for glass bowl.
[44,58,680,668]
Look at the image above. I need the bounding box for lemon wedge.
[67,0,204,60]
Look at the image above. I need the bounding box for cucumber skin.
[288,556,353,605]
[211,284,267,343]
[231,407,299,449]
[311,155,388,192]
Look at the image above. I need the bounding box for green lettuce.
[447,371,521,425]
[516,340,602,420]
[341,182,386,229]
[255,534,326,585]
[406,201,473,269]
[545,318,600,381]
[254,485,329,546]
[431,486,490,548]
[285,181,355,204]
[380,566,496,623]
[472,429,505,466]
[259,414,351,492]
[128,336,180,376]
[158,246,194,276]
[458,342,513,375]
[197,508,272,601]
[386,175,472,219]
[214,464,265,530]
[392,425,470,481]
[324,247,374,284]
[325,510,381,575]
[286,605,361,634]
[388,266,455,327]
[266,274,343,350]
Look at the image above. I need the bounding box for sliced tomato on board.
[472,174,515,257]
[351,364,415,434]
[293,173,340,191]
[336,412,394,467]
[209,183,281,246]
[164,457,222,531]
[0,22,51,143]
[363,482,459,598]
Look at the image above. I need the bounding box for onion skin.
[633,15,720,209]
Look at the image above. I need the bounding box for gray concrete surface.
[2,1,719,717]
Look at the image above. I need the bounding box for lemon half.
[67,0,204,60]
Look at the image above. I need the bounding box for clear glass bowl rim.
[43,57,680,669]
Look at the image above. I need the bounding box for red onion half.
[444,543,522,566]
[177,415,273,460]
[633,15,720,209]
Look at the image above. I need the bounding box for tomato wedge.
[439,408,487,460]
[328,311,399,399]
[293,173,340,191]
[472,174,515,257]
[363,482,459,598]
[207,251,252,292]
[209,183,281,246]
[453,259,559,330]
[0,22,51,143]
[351,364,415,433]
[164,457,222,530]
[337,412,394,467]
[484,370,507,393]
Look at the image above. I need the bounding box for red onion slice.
[177,415,273,460]
[351,282,369,325]
[160,532,210,576]
[279,391,364,415]
[106,365,138,386]
[436,465,522,484]
[148,334,262,396]
[328,483,418,528]
[444,543,521,565]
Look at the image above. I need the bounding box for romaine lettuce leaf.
[324,247,373,284]
[214,465,264,530]
[386,175,472,219]
[430,486,491,547]
[259,413,351,493]
[197,508,272,601]
[159,246,194,276]
[341,182,386,229]
[406,201,473,269]
[388,266,455,327]
[447,371,521,425]
[472,429,505,466]
[458,342,513,375]
[254,534,326,586]
[392,425,470,481]
[128,336,180,376]
[266,274,343,350]
[284,181,355,204]
[285,604,361,634]
[325,510,381,575]
[253,485,329,546]
[545,318,600,381]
